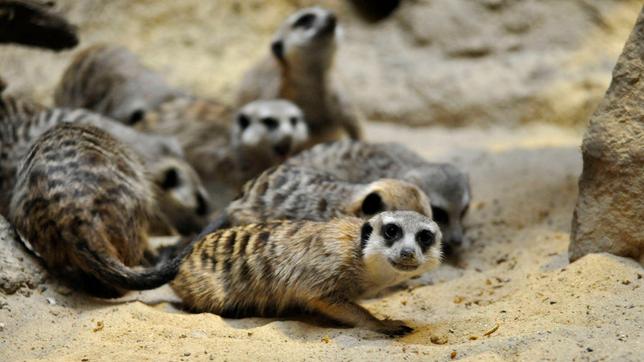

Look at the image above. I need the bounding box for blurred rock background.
[0,0,641,128]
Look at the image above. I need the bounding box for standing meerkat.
[54,43,185,126]
[237,6,362,145]
[0,94,211,234]
[9,123,185,297]
[286,140,471,254]
[172,211,442,336]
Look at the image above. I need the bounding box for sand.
[1,122,642,361]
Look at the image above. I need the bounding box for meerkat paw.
[376,319,414,336]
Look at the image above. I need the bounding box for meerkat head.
[403,164,471,254]
[149,158,211,235]
[348,179,433,218]
[270,7,338,71]
[231,99,309,161]
[361,211,442,276]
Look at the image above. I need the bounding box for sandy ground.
[1,122,642,361]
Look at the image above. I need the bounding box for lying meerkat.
[0,94,210,234]
[237,6,362,145]
[9,123,184,297]
[54,43,185,126]
[140,98,309,206]
[172,211,442,336]
[194,164,432,239]
[286,140,471,254]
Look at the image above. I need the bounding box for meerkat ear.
[271,40,285,61]
[360,222,373,250]
[361,192,384,215]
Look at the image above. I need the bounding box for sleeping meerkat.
[0,94,211,234]
[9,123,185,297]
[195,164,432,238]
[237,6,362,145]
[54,43,185,126]
[286,140,471,254]
[140,98,309,206]
[172,211,442,336]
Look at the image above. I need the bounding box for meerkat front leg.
[309,298,413,336]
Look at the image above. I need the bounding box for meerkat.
[172,211,442,335]
[286,140,471,254]
[140,98,309,207]
[54,43,185,125]
[0,94,211,234]
[9,123,188,297]
[237,6,362,146]
[195,164,432,240]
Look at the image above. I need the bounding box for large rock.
[570,7,644,263]
[0,215,47,294]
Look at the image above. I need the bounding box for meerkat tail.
[73,229,189,291]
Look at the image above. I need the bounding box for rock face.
[570,7,644,263]
[0,215,46,294]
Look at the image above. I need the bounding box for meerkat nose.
[399,247,416,261]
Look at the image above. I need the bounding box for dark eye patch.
[381,223,402,246]
[431,206,449,225]
[196,193,209,216]
[360,222,373,252]
[161,168,180,190]
[416,229,435,252]
[292,13,316,29]
[128,109,145,125]
[262,117,279,130]
[237,114,250,130]
[290,117,298,127]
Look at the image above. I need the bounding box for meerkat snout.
[233,99,309,159]
[362,211,442,276]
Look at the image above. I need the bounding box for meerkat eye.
[128,109,145,125]
[261,117,279,131]
[292,13,316,30]
[289,117,299,127]
[416,229,435,249]
[237,114,250,130]
[431,206,449,225]
[381,223,402,243]
[161,168,180,190]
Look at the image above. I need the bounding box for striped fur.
[9,123,178,297]
[286,140,472,252]
[173,211,442,335]
[0,94,210,234]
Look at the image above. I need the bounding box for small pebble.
[46,297,56,305]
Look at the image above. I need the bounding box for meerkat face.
[348,179,433,218]
[232,99,309,160]
[150,158,211,235]
[361,211,442,276]
[404,165,471,254]
[271,7,338,70]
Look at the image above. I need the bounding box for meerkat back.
[9,123,163,297]
[54,43,184,125]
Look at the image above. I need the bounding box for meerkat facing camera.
[237,6,362,146]
[140,98,309,206]
[172,211,442,336]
